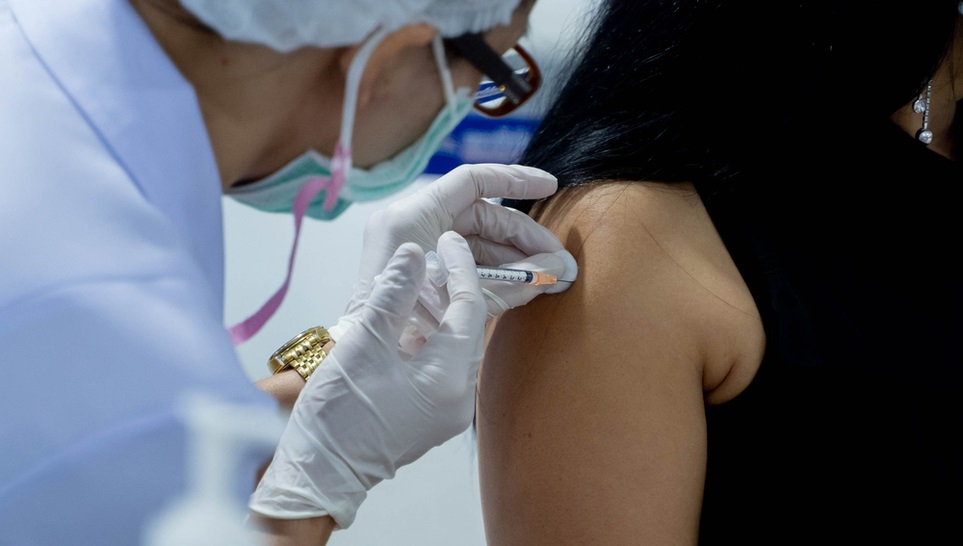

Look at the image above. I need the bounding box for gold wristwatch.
[268,326,333,381]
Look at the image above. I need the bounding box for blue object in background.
[425,112,541,174]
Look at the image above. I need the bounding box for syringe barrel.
[476,267,535,283]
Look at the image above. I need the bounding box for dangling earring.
[913,80,933,145]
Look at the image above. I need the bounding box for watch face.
[268,327,332,377]
[268,355,289,375]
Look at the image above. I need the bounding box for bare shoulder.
[523,181,763,400]
[476,182,764,544]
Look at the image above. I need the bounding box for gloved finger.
[450,199,563,256]
[356,212,434,282]
[464,236,528,269]
[434,232,486,322]
[328,278,375,341]
[421,232,486,359]
[542,249,578,295]
[412,299,444,336]
[358,242,427,346]
[398,298,442,359]
[479,251,573,316]
[399,284,450,357]
[427,164,558,223]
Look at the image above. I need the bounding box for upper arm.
[476,183,760,545]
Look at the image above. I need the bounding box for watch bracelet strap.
[268,326,332,381]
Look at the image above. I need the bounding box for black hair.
[507,0,959,212]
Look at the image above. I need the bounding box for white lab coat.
[0,0,276,542]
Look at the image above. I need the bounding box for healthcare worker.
[0,0,576,544]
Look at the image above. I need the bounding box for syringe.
[425,250,558,286]
[475,265,557,285]
[399,250,566,358]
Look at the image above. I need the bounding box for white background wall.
[223,2,596,544]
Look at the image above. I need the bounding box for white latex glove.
[328,163,577,341]
[248,232,487,529]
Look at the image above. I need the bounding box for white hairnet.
[178,0,523,52]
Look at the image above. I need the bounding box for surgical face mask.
[225,92,473,220]
[225,32,473,221]
[227,29,474,345]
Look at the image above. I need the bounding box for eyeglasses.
[443,32,542,118]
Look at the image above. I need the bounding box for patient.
[476,0,963,544]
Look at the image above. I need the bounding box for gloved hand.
[328,163,577,341]
[248,232,487,529]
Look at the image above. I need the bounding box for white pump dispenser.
[142,392,286,546]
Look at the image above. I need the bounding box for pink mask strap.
[323,143,351,212]
[227,166,342,345]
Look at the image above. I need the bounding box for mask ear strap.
[324,25,393,211]
[431,33,459,116]
[338,26,392,161]
[227,26,393,346]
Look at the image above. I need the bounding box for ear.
[336,23,437,107]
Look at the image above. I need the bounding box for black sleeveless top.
[694,123,963,544]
